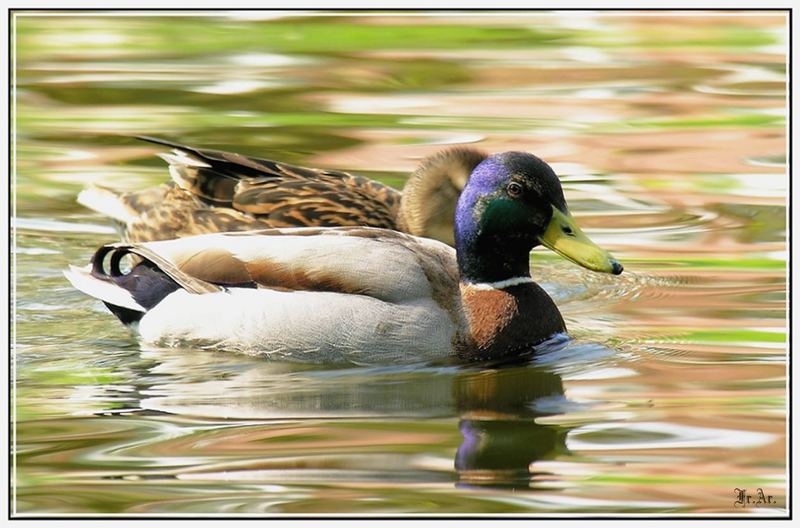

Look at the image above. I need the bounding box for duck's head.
[454,152,622,283]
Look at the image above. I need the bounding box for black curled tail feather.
[85,245,179,325]
[95,243,221,295]
[72,243,223,325]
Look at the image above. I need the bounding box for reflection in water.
[38,342,580,495]
[454,367,567,489]
[131,345,578,493]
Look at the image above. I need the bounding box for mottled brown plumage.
[79,136,486,243]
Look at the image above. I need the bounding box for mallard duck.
[79,136,485,244]
[65,151,622,363]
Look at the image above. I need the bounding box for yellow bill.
[539,206,623,274]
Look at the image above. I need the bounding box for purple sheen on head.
[454,155,507,241]
[464,155,511,194]
[454,151,567,244]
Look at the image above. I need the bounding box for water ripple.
[567,421,775,451]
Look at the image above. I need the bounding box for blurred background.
[12,11,787,515]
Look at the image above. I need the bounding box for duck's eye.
[507,182,523,198]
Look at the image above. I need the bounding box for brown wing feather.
[128,228,459,301]
[137,136,403,233]
[120,187,270,242]
[152,237,353,293]
[233,174,401,228]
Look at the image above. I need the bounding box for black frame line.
[5,5,793,522]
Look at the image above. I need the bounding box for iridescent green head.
[454,152,622,283]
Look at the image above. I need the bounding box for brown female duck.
[79,136,485,244]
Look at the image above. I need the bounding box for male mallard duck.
[65,151,622,363]
[79,136,485,244]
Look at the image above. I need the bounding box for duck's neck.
[456,233,533,284]
[455,237,565,360]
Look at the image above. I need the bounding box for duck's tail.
[77,185,139,225]
[64,246,184,326]
[64,243,220,326]
[63,264,149,326]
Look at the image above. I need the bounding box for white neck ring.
[468,276,535,290]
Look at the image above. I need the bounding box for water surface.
[12,11,788,515]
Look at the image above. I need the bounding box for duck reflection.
[99,346,570,491]
[454,365,567,489]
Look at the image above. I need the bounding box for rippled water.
[11,11,788,515]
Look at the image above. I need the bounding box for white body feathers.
[138,288,454,363]
[65,228,462,363]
